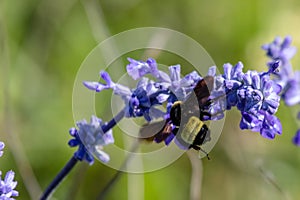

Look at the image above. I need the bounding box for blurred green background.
[1,0,300,199]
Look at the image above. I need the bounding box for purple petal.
[94,148,110,163]
[284,88,300,106]
[83,81,100,90]
[126,58,150,80]
[146,81,157,95]
[157,71,171,82]
[156,93,169,103]
[272,83,282,94]
[68,139,79,147]
[0,141,4,149]
[169,65,181,81]
[233,62,244,76]
[272,116,282,135]
[0,141,4,157]
[282,46,297,60]
[223,63,233,79]
[4,170,14,183]
[251,73,260,89]
[147,58,159,76]
[69,128,77,136]
[83,81,109,92]
[260,129,275,139]
[90,115,102,126]
[242,73,252,85]
[102,131,114,145]
[100,71,113,86]
[292,130,300,146]
[113,84,132,97]
[207,66,216,76]
[281,36,292,49]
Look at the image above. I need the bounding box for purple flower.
[0,170,18,199]
[262,36,297,65]
[262,36,300,106]
[293,130,300,146]
[0,142,4,157]
[263,36,300,146]
[68,116,114,164]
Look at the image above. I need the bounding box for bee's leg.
[190,145,210,160]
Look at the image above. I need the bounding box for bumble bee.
[140,76,214,159]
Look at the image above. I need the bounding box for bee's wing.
[139,120,171,143]
[193,76,214,107]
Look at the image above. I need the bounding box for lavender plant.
[41,36,300,199]
[0,141,19,199]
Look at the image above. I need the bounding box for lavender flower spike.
[68,115,114,165]
[262,36,300,106]
[263,36,300,144]
[84,58,202,121]
[208,61,282,139]
[0,170,19,199]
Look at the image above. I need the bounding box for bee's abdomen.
[193,124,209,146]
[180,116,204,145]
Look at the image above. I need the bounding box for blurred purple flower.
[0,142,4,157]
[262,36,300,105]
[263,36,300,145]
[281,71,300,106]
[68,116,114,165]
[0,170,18,199]
[262,36,296,65]
[0,141,18,199]
[293,130,300,146]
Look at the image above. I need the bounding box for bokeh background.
[1,0,300,199]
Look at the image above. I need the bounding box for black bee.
[140,76,214,159]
